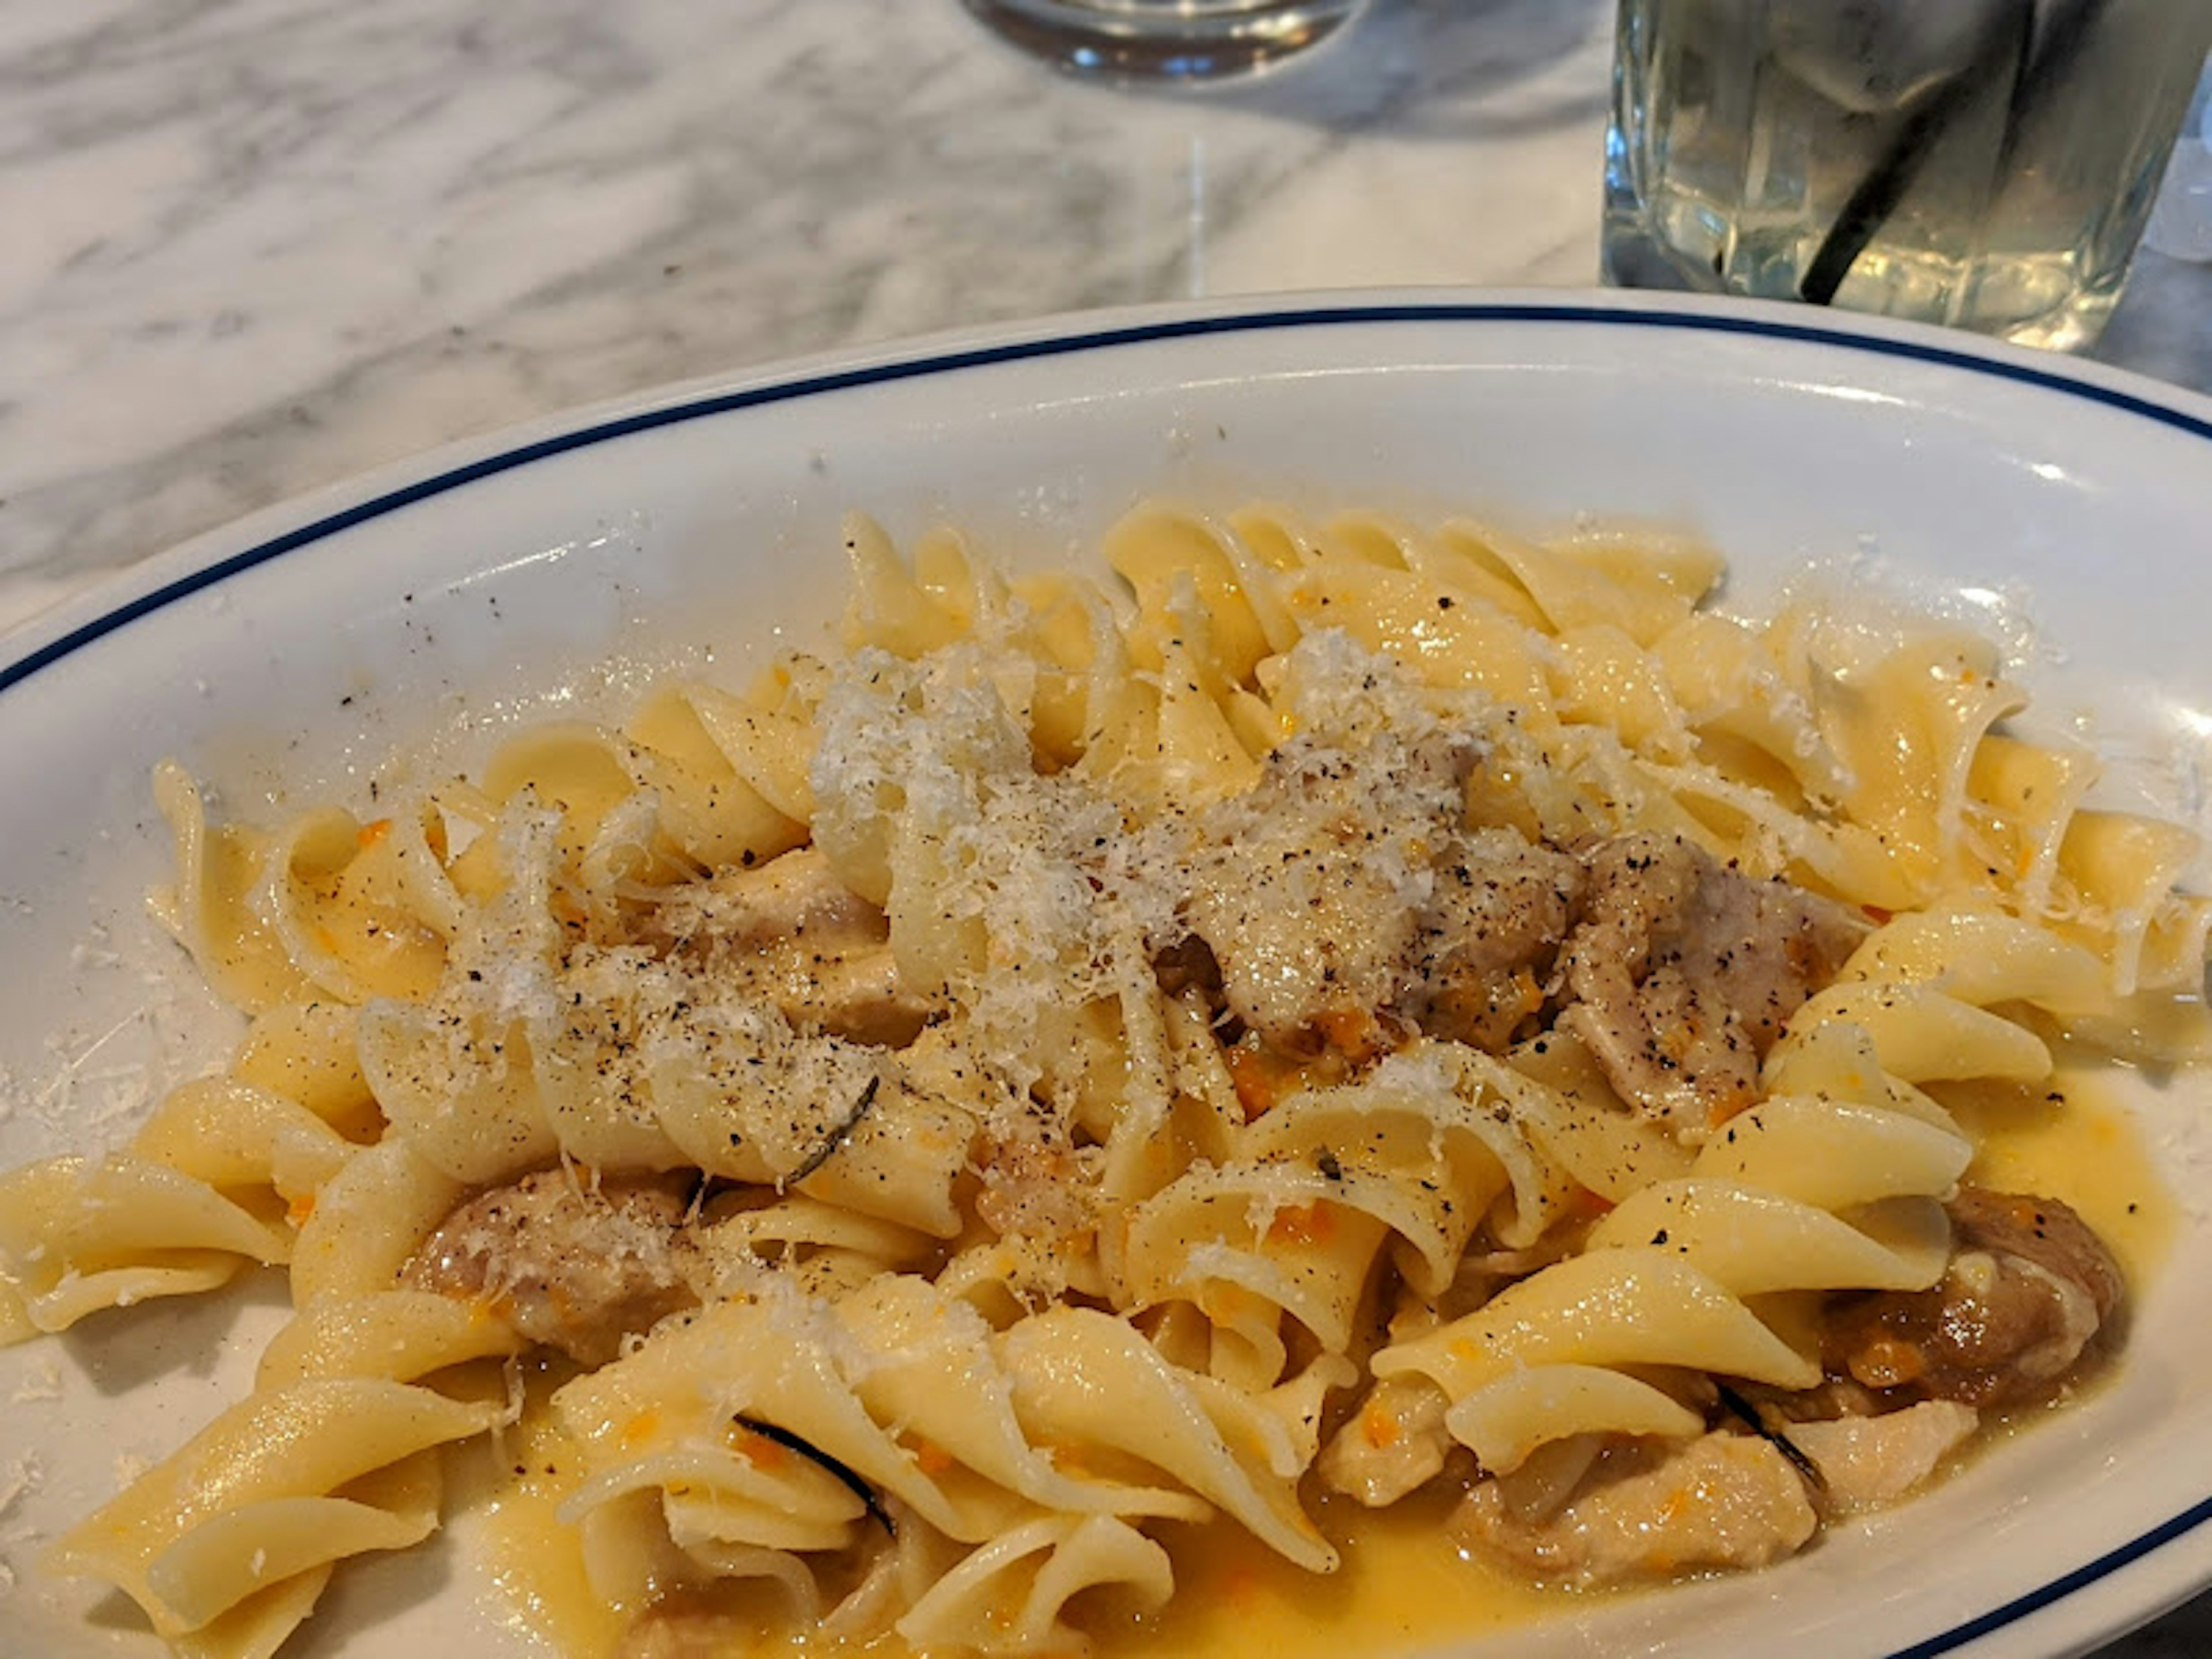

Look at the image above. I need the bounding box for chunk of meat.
[645,847,935,1046]
[403,1168,700,1365]
[1185,802,1426,1056]
[1180,702,1494,1058]
[1151,934,1225,1000]
[1824,1187,2123,1407]
[1452,1431,1816,1585]
[1559,834,1864,1137]
[1187,777,1580,1062]
[1783,1400,1979,1516]
[1317,1374,1454,1506]
[1949,1187,2127,1320]
[1393,829,1584,1050]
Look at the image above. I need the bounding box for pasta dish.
[1,502,2203,1658]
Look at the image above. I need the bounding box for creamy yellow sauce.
[1133,1489,1583,1656]
[466,1067,2181,1659]
[1936,1060,2178,1293]
[465,1400,630,1659]
[472,1445,1581,1659]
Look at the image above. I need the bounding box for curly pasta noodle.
[1,501,2203,1656]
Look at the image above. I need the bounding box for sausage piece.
[404,1168,700,1365]
[1824,1188,2123,1407]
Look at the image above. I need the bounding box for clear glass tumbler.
[963,0,1369,82]
[1603,0,2212,349]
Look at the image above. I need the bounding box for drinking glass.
[1603,0,2212,349]
[963,0,1369,82]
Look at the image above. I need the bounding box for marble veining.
[0,0,1618,628]
[3,0,2206,639]
[1,2,2209,1654]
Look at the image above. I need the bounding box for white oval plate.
[3,291,2211,1659]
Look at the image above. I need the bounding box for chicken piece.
[1318,1374,1455,1506]
[403,1168,700,1365]
[1394,829,1584,1051]
[646,847,934,1046]
[1175,685,1496,1058]
[1559,834,1863,1137]
[1184,797,1427,1056]
[1453,1431,1817,1585]
[1186,756,1578,1060]
[1825,1187,2123,1407]
[1784,1400,1979,1516]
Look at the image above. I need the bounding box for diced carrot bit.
[1569,1185,1615,1218]
[731,1424,789,1469]
[1267,1200,1336,1248]
[1362,1404,1400,1449]
[1854,1334,1927,1388]
[355,818,394,850]
[1225,1047,1279,1121]
[285,1191,316,1228]
[1513,967,1542,1014]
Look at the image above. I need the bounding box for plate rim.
[11,286,2212,697]
[6,285,2210,1659]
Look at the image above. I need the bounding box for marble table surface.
[3,0,2209,1654]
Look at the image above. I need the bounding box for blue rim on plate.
[7,295,2208,1656]
[11,300,2212,708]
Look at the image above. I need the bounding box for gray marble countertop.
[2,1,2207,1655]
